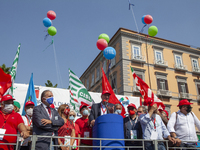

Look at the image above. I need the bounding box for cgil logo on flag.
[69,69,93,113]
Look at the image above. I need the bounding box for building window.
[155,50,163,63]
[111,74,117,93]
[103,60,107,73]
[96,67,100,81]
[132,45,141,59]
[110,57,116,68]
[95,86,100,93]
[175,55,183,67]
[192,58,199,71]
[91,72,95,87]
[86,78,89,89]
[157,79,168,90]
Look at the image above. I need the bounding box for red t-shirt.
[58,120,75,144]
[75,117,92,145]
[0,110,24,150]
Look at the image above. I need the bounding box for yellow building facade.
[80,28,200,119]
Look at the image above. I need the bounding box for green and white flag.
[69,69,93,113]
[7,44,21,96]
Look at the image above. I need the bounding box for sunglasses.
[69,114,75,117]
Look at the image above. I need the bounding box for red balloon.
[96,39,108,51]
[47,10,56,20]
[144,15,153,24]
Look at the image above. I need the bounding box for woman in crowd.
[58,104,75,150]
[69,110,81,150]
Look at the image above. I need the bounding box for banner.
[7,44,21,96]
[69,69,94,113]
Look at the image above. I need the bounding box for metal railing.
[1,133,200,150]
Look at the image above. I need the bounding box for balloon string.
[52,39,63,88]
[43,39,53,52]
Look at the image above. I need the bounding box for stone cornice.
[120,31,200,55]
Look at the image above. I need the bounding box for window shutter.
[197,84,200,94]
[185,83,189,93]
[157,79,160,90]
[178,82,182,93]
[165,80,169,90]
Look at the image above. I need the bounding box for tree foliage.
[45,80,58,88]
[0,64,11,74]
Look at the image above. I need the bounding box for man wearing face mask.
[76,104,93,150]
[89,90,111,126]
[139,103,176,150]
[21,101,35,150]
[123,103,142,149]
[32,90,64,150]
[0,94,29,150]
[167,99,200,149]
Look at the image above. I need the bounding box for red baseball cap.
[1,94,15,102]
[177,99,193,107]
[102,90,111,95]
[127,103,137,109]
[163,110,169,118]
[80,104,87,111]
[25,101,35,107]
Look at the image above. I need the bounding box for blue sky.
[0,0,200,89]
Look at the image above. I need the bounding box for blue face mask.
[83,109,89,116]
[115,109,121,114]
[69,115,75,121]
[46,97,54,104]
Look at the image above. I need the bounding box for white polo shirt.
[167,110,200,142]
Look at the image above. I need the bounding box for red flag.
[0,68,12,99]
[130,67,165,110]
[101,68,126,116]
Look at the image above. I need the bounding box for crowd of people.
[0,89,200,150]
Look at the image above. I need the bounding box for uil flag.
[102,68,126,117]
[69,69,93,113]
[7,44,21,96]
[0,68,12,99]
[130,66,165,110]
[22,73,37,116]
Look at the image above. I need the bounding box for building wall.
[80,28,200,119]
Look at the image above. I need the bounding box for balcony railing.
[192,67,200,74]
[131,55,146,63]
[174,64,187,71]
[154,59,168,67]
[179,92,191,99]
[157,89,172,97]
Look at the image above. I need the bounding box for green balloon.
[48,26,57,36]
[98,33,110,43]
[148,26,158,37]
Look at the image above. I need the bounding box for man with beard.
[167,99,200,149]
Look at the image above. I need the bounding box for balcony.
[157,89,172,98]
[154,59,168,68]
[131,55,146,63]
[192,67,200,74]
[179,92,191,99]
[132,86,141,95]
[174,64,187,72]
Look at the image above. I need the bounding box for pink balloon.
[96,39,108,51]
[47,10,56,20]
[144,15,153,24]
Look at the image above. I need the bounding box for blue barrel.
[93,114,125,150]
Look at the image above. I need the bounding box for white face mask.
[26,108,33,116]
[3,104,14,113]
